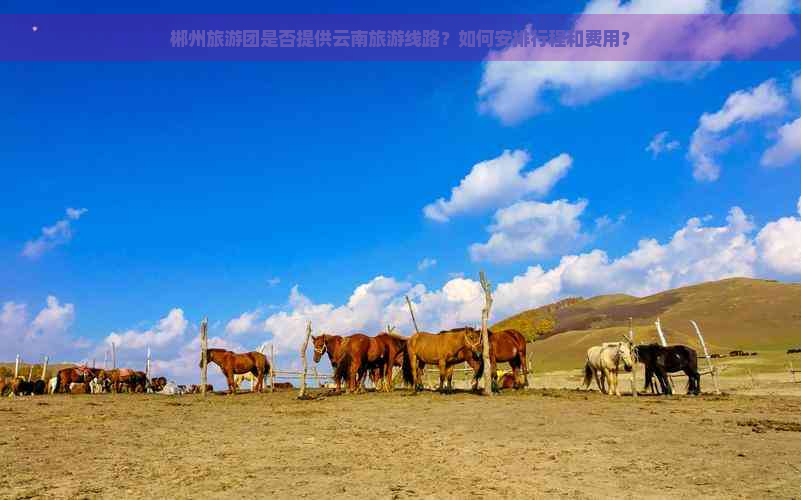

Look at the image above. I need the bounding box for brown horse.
[403,328,483,393]
[56,366,98,393]
[202,349,270,394]
[474,329,530,390]
[312,333,362,393]
[150,376,167,392]
[370,332,408,391]
[332,334,375,393]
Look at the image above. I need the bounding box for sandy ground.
[2,382,801,500]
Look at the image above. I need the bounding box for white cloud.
[689,79,788,181]
[30,296,75,337]
[756,196,801,275]
[267,277,281,286]
[761,115,801,167]
[423,150,572,222]
[225,309,261,335]
[21,207,89,259]
[417,257,437,271]
[106,308,188,350]
[646,131,681,158]
[469,199,589,262]
[478,0,796,125]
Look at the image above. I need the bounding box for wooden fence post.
[103,350,108,370]
[629,317,637,398]
[112,342,117,369]
[690,320,720,395]
[14,354,20,379]
[405,295,420,334]
[654,318,668,347]
[479,271,493,397]
[298,320,312,399]
[41,356,49,381]
[146,346,152,382]
[789,358,797,383]
[270,344,276,392]
[27,365,33,382]
[200,318,208,397]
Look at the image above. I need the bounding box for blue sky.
[2,0,801,383]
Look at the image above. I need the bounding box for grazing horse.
[97,368,138,393]
[583,342,634,396]
[56,366,97,394]
[473,329,530,390]
[403,328,484,393]
[635,344,701,396]
[202,349,270,394]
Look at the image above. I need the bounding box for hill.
[492,277,801,372]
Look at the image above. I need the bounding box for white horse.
[47,376,58,394]
[583,341,634,396]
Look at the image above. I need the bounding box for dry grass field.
[3,382,801,500]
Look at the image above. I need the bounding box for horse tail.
[583,361,593,389]
[401,344,414,386]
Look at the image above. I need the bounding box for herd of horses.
[3,327,708,398]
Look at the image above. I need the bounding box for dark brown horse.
[403,328,483,393]
[56,366,98,393]
[202,349,270,394]
[150,376,167,392]
[474,329,530,390]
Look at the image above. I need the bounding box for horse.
[233,372,264,392]
[403,328,483,393]
[363,332,408,392]
[11,378,34,396]
[332,334,376,393]
[312,334,346,390]
[149,376,167,392]
[634,344,701,396]
[97,368,138,393]
[55,366,97,393]
[202,349,270,394]
[582,341,634,396]
[32,379,46,395]
[473,329,530,390]
[48,376,58,394]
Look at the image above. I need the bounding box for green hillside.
[493,277,801,372]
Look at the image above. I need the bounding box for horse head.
[312,335,327,363]
[463,328,483,356]
[617,339,634,372]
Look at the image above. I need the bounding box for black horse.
[634,344,701,395]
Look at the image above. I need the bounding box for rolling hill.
[492,277,801,372]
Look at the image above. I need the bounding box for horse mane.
[438,326,478,334]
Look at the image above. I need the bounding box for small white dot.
[32,25,39,32]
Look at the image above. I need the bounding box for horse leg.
[437,361,447,393]
[226,372,236,395]
[600,369,610,394]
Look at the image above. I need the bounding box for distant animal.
[635,344,700,396]
[273,382,294,389]
[11,378,35,396]
[89,377,104,394]
[55,366,98,393]
[69,383,89,394]
[0,377,8,396]
[32,379,46,395]
[186,384,213,394]
[96,368,138,393]
[583,341,634,396]
[202,349,270,394]
[159,381,182,395]
[150,376,167,392]
[402,328,484,393]
[48,376,58,394]
[233,372,263,391]
[473,329,530,391]
[787,348,801,354]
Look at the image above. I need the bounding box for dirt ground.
[3,383,801,500]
